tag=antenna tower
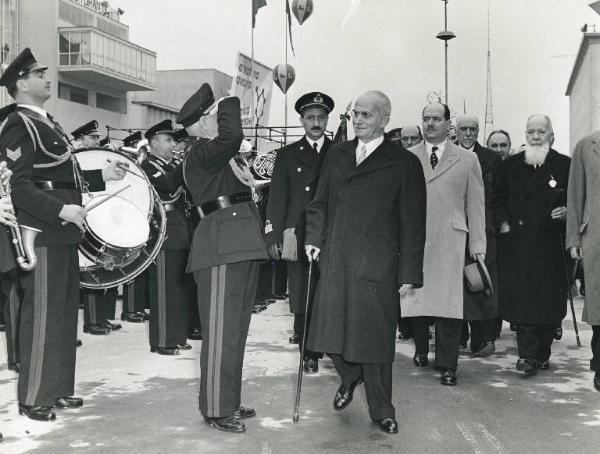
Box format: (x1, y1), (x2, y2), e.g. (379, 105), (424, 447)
(484, 3), (494, 139)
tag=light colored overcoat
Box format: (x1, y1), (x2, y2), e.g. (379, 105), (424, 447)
(401, 141), (486, 319)
(566, 132), (600, 325)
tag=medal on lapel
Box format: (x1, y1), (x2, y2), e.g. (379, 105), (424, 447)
(548, 175), (557, 188)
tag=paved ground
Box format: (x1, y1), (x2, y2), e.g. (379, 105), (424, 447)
(0, 295), (599, 454)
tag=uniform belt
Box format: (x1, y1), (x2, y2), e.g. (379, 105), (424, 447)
(34, 181), (76, 190)
(199, 192), (253, 218)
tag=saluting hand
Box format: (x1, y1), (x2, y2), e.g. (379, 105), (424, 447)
(59, 204), (86, 231)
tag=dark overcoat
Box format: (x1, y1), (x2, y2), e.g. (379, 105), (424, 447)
(494, 149), (571, 325)
(265, 135), (331, 312)
(464, 142), (502, 320)
(305, 137), (426, 364)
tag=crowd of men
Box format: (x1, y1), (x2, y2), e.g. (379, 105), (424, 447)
(0, 46), (599, 438)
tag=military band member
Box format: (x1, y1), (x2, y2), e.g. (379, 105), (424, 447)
(0, 161), (20, 372)
(179, 83), (269, 433)
(265, 91), (334, 373)
(72, 120), (121, 335)
(138, 119), (193, 355)
(0, 48), (125, 421)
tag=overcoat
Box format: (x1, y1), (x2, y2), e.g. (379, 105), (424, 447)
(463, 142), (502, 320)
(184, 97), (268, 272)
(401, 141), (486, 320)
(566, 132), (600, 324)
(494, 149), (571, 325)
(265, 135), (331, 312)
(305, 137), (426, 364)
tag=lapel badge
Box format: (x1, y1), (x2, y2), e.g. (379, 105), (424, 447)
(297, 167), (302, 172)
(548, 175), (557, 188)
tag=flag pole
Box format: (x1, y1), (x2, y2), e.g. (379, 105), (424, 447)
(251, 3), (256, 148)
(284, 2), (288, 145)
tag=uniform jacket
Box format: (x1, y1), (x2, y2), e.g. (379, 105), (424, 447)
(495, 149), (571, 324)
(141, 155), (191, 250)
(463, 142), (502, 320)
(566, 133), (600, 324)
(0, 106), (103, 246)
(305, 137), (426, 364)
(265, 135), (332, 247)
(0, 227), (15, 273)
(401, 140), (486, 320)
(184, 97), (268, 272)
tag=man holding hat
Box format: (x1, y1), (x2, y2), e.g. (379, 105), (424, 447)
(72, 120), (122, 337)
(0, 48), (124, 421)
(265, 91), (334, 373)
(136, 119), (194, 355)
(178, 83), (268, 433)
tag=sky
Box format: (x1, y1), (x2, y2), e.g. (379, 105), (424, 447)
(113, 0), (600, 154)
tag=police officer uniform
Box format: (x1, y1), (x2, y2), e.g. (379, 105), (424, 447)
(0, 48), (111, 420)
(72, 120), (121, 335)
(265, 92), (334, 372)
(179, 84), (268, 433)
(139, 119), (193, 355)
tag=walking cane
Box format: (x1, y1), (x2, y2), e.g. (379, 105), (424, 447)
(559, 232), (582, 347)
(293, 258), (313, 423)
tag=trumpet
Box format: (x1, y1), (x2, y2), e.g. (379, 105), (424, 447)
(0, 175), (37, 271)
(119, 139), (149, 165)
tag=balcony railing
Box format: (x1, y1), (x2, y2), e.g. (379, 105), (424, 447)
(58, 26), (156, 91)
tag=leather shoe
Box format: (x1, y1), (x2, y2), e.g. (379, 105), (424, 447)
(177, 343), (192, 350)
(554, 326), (563, 340)
(188, 327), (203, 340)
(8, 362), (20, 373)
(440, 369), (457, 386)
(375, 417), (398, 434)
(516, 358), (538, 375)
(102, 320), (122, 331)
(19, 404), (56, 421)
(150, 346), (179, 355)
(76, 339), (82, 347)
(289, 334), (299, 344)
(54, 396), (83, 408)
(121, 312), (145, 323)
(413, 354), (428, 367)
(83, 324), (110, 335)
(233, 406), (256, 419)
(333, 379), (361, 411)
(397, 330), (412, 340)
(303, 358), (318, 373)
(594, 372), (600, 391)
(473, 341), (495, 357)
(536, 360), (550, 370)
(205, 416), (246, 433)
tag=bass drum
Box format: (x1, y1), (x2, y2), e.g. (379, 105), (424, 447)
(74, 147), (166, 289)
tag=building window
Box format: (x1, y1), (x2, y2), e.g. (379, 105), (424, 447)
(59, 30), (91, 66)
(0, 0), (18, 108)
(59, 1), (93, 26)
(97, 92), (126, 113)
(58, 82), (89, 105)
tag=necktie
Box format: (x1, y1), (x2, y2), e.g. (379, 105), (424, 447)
(313, 142), (319, 153)
(430, 146), (439, 169)
(356, 143), (367, 166)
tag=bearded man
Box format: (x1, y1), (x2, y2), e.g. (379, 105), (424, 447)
(494, 114), (571, 374)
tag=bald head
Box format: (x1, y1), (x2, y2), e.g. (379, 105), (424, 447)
(525, 114), (554, 146)
(400, 125), (422, 149)
(352, 90), (391, 143)
(456, 115), (480, 149)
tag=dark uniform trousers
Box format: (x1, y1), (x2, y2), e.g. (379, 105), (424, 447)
(82, 288), (117, 326)
(516, 324), (556, 363)
(18, 246), (80, 406)
(288, 259), (321, 360)
(1, 270), (20, 366)
(122, 271), (150, 315)
(148, 249), (191, 348)
(467, 319), (498, 351)
(194, 261), (259, 417)
(591, 326), (600, 372)
(409, 316), (463, 371)
(329, 354), (394, 421)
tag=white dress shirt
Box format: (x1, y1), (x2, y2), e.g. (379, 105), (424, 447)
(306, 135), (325, 153)
(425, 139), (448, 161)
(356, 135), (385, 165)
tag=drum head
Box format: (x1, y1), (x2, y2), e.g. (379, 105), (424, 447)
(85, 196), (149, 248)
(75, 148), (153, 216)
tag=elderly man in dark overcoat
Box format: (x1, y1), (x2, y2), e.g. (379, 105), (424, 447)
(304, 91), (426, 434)
(495, 114), (571, 374)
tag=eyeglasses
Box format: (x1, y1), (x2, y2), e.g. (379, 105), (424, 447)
(525, 129), (548, 136)
(351, 110), (374, 121)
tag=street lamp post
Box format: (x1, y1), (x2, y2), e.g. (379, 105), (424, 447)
(436, 0), (456, 105)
